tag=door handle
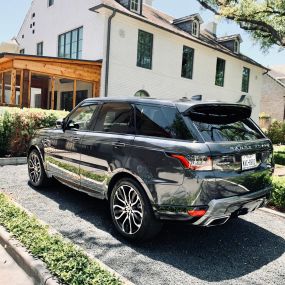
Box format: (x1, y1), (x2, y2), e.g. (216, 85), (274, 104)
(72, 137), (81, 143)
(112, 142), (126, 148)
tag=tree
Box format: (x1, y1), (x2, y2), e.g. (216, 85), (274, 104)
(197, 0), (285, 50)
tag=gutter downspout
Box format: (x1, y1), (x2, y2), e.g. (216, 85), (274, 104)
(104, 9), (116, 97)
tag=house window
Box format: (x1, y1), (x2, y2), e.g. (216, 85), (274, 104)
(234, 40), (239, 53)
(181, 46), (194, 79)
(215, 58), (226, 87)
(192, 21), (199, 37)
(137, 30), (153, 70)
(37, 42), (43, 56)
(48, 0), (54, 7)
(134, 90), (150, 97)
(58, 27), (83, 59)
(242, 67), (250, 93)
(130, 0), (140, 13)
(20, 49), (25, 54)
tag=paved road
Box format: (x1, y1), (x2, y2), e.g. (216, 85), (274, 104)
(0, 243), (34, 285)
(1, 165), (285, 285)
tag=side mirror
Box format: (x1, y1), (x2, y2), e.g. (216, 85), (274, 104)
(56, 119), (63, 129)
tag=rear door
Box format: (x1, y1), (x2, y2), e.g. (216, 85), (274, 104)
(184, 104), (273, 199)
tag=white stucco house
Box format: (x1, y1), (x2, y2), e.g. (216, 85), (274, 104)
(15, 0), (267, 120)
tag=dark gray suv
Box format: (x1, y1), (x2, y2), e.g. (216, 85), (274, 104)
(28, 98), (274, 241)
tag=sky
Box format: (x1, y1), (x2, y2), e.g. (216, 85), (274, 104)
(0, 0), (284, 68)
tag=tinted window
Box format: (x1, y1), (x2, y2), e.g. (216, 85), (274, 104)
(136, 104), (193, 140)
(192, 119), (264, 142)
(95, 103), (134, 134)
(67, 103), (99, 131)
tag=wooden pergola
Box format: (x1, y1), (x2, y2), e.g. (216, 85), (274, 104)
(0, 53), (102, 110)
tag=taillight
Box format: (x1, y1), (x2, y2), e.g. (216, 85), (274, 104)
(170, 154), (213, 171)
(188, 208), (207, 217)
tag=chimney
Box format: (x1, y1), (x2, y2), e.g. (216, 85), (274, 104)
(205, 22), (217, 36)
(144, 0), (154, 6)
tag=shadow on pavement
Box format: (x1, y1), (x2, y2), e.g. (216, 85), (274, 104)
(33, 182), (285, 283)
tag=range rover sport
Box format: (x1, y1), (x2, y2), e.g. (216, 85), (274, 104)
(28, 98), (274, 241)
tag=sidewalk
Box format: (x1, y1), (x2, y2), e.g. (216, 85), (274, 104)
(0, 243), (34, 285)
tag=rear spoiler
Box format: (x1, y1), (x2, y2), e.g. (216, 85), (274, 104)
(181, 103), (252, 124)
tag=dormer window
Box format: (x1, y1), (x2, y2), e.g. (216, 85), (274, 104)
(173, 14), (203, 36)
(130, 0), (141, 13)
(234, 40), (239, 53)
(192, 20), (199, 37)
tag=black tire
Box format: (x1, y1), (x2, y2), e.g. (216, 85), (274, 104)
(28, 149), (49, 187)
(110, 178), (163, 241)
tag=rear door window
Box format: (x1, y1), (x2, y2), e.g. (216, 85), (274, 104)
(94, 102), (135, 134)
(192, 120), (264, 142)
(135, 104), (193, 140)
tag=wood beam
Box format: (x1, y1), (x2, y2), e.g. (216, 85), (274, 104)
(0, 73), (4, 104)
(28, 72), (31, 108)
(51, 77), (55, 110)
(10, 70), (17, 105)
(0, 60), (13, 73)
(13, 60), (101, 82)
(20, 70), (24, 107)
(94, 81), (100, 97)
(73, 80), (77, 109)
(22, 70), (30, 108)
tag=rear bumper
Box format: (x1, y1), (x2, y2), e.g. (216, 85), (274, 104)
(156, 187), (272, 225)
(193, 187), (271, 226)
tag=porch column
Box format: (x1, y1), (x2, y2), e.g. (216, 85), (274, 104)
(73, 80), (77, 109)
(10, 69), (17, 105)
(51, 77), (55, 110)
(22, 70), (31, 108)
(0, 73), (4, 104)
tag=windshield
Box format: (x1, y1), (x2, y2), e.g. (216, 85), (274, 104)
(192, 119), (265, 142)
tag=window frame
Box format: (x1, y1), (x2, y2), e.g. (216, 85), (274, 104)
(181, 45), (195, 80)
(137, 29), (153, 70)
(130, 0), (141, 13)
(242, 67), (250, 93)
(192, 20), (199, 37)
(65, 102), (100, 132)
(48, 0), (54, 7)
(234, 40), (239, 53)
(36, 42), (43, 56)
(19, 49), (25, 54)
(58, 26), (83, 59)
(93, 102), (136, 135)
(215, 58), (226, 87)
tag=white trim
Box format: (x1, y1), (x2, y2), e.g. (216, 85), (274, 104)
(192, 20), (199, 37)
(130, 0), (141, 14)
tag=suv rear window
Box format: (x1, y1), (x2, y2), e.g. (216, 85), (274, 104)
(192, 119), (264, 142)
(135, 104), (193, 140)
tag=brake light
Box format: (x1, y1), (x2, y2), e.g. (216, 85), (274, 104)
(188, 209), (207, 217)
(170, 154), (213, 171)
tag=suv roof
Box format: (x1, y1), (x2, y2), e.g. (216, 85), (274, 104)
(83, 97), (251, 114)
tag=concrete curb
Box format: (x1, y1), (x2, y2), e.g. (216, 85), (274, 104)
(1, 197), (135, 285)
(0, 226), (60, 285)
(259, 207), (285, 218)
(0, 157), (27, 166)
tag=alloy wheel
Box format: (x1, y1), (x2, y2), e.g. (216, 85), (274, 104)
(112, 185), (144, 235)
(28, 152), (42, 184)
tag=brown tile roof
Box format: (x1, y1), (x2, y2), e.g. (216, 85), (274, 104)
(90, 0), (267, 70)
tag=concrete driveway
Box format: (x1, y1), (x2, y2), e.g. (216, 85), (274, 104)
(0, 165), (284, 285)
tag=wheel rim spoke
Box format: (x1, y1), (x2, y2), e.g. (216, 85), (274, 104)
(28, 153), (41, 184)
(113, 185), (143, 235)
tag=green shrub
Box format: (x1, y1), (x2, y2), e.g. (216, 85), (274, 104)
(271, 177), (285, 209)
(0, 193), (121, 285)
(274, 153), (285, 166)
(266, 121), (285, 144)
(0, 107), (68, 157)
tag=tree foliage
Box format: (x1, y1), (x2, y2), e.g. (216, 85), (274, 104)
(197, 0), (285, 50)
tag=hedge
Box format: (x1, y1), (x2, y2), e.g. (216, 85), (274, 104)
(0, 193), (121, 285)
(271, 176), (285, 210)
(0, 107), (68, 157)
